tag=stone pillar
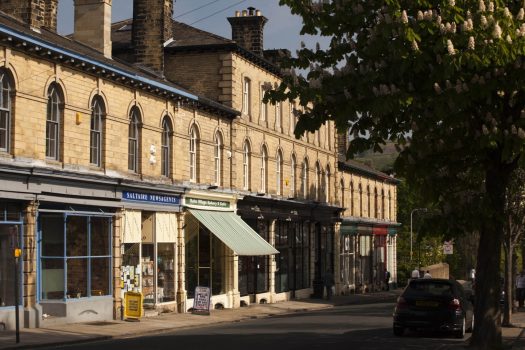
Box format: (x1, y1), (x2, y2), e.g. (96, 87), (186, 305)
(268, 219), (276, 302)
(113, 210), (123, 320)
(334, 221), (341, 295)
(74, 0), (112, 58)
(23, 201), (41, 328)
(132, 0), (173, 74)
(227, 7), (268, 57)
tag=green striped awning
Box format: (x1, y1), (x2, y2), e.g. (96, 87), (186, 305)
(388, 227), (398, 236)
(340, 224), (358, 235)
(189, 209), (279, 256)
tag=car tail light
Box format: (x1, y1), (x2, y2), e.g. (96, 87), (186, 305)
(448, 298), (461, 311)
(396, 296), (408, 309)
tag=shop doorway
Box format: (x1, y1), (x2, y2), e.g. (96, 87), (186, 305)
(238, 219), (269, 299)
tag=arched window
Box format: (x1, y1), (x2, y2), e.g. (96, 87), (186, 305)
(189, 125), (199, 182)
(326, 165), (331, 203)
(350, 181), (354, 216)
(381, 189), (385, 220)
(388, 190), (392, 220)
(243, 77), (251, 116)
(161, 116), (172, 177)
(243, 141), (251, 190)
(367, 185), (371, 218)
(290, 154), (297, 198)
(46, 83), (63, 160)
(90, 96), (105, 167)
(275, 102), (281, 131)
(340, 179), (345, 208)
(315, 162), (321, 201)
(260, 145), (268, 193)
(128, 107), (141, 172)
(276, 150), (283, 195)
(374, 187), (378, 219)
(260, 85), (267, 123)
(302, 158), (309, 199)
(0, 69), (13, 153)
(359, 183), (363, 217)
(214, 131), (223, 186)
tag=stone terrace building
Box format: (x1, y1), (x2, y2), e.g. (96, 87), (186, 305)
(0, 0), (399, 330)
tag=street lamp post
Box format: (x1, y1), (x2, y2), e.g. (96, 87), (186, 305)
(410, 208), (427, 264)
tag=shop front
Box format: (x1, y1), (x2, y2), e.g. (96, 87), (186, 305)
(183, 192), (278, 310)
(37, 203), (115, 324)
(0, 201), (24, 330)
(120, 190), (181, 314)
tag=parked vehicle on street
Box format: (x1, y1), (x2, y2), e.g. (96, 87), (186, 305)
(393, 278), (474, 338)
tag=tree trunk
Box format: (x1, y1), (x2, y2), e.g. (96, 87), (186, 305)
(470, 156), (510, 349)
(502, 241), (513, 326)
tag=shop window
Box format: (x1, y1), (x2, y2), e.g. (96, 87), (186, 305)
(0, 224), (21, 307)
(40, 214), (112, 300)
(157, 243), (175, 303)
(121, 243), (140, 295)
(185, 215), (225, 298)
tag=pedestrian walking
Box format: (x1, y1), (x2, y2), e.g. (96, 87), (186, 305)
(423, 270), (432, 279)
(516, 270), (525, 308)
(324, 269), (335, 300)
(411, 267), (420, 279)
(385, 270), (391, 291)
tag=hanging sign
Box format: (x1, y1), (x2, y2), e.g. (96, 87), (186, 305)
(192, 286), (211, 315)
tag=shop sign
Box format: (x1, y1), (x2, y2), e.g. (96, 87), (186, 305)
(185, 197), (230, 209)
(124, 291), (143, 320)
(122, 191), (180, 205)
(192, 286), (211, 315)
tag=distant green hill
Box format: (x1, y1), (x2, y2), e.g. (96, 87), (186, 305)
(354, 142), (398, 173)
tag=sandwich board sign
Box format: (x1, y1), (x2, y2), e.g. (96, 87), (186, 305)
(192, 286), (211, 315)
(124, 291), (143, 320)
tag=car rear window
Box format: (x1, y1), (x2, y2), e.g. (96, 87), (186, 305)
(404, 281), (453, 297)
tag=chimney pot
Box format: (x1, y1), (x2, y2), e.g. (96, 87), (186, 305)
(242, 9), (247, 16)
(256, 10), (261, 16)
(248, 7), (254, 16)
(235, 10), (240, 17)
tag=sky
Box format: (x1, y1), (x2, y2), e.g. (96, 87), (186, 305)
(57, 0), (323, 53)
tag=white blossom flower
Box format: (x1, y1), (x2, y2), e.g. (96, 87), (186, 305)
(401, 10), (408, 24)
(519, 128), (525, 139)
(436, 15), (442, 25)
(447, 39), (456, 55)
(434, 82), (442, 94)
(446, 22), (452, 32)
(507, 34), (513, 43)
(504, 7), (511, 18)
(512, 125), (518, 134)
(446, 80), (452, 89)
(482, 125), (489, 135)
(493, 22), (502, 39)
(479, 0), (486, 12)
(467, 10), (472, 19)
(440, 23), (446, 33)
(411, 39), (419, 51)
(481, 15), (488, 28)
(518, 8), (525, 21)
(417, 10), (424, 20)
(488, 2), (494, 12)
(468, 36), (475, 50)
(451, 22), (457, 33)
(449, 0), (455, 6)
(520, 23), (525, 36)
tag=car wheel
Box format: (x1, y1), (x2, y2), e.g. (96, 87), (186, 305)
(467, 314), (474, 333)
(454, 317), (466, 339)
(393, 326), (404, 336)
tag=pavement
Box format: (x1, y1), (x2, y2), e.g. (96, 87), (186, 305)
(0, 289), (524, 350)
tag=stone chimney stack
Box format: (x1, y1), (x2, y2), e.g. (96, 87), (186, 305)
(227, 7), (268, 57)
(132, 0), (174, 74)
(337, 131), (349, 160)
(1, 0), (58, 32)
(73, 0), (112, 58)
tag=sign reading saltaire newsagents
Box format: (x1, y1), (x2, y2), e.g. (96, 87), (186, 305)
(122, 191), (180, 205)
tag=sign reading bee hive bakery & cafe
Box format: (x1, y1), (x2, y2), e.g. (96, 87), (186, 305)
(184, 197), (230, 209)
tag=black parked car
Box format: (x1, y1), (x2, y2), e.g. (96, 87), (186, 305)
(393, 278), (474, 338)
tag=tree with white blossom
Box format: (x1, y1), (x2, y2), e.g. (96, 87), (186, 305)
(268, 0), (525, 348)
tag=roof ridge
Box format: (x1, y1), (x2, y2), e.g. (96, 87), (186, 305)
(172, 19), (233, 44)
